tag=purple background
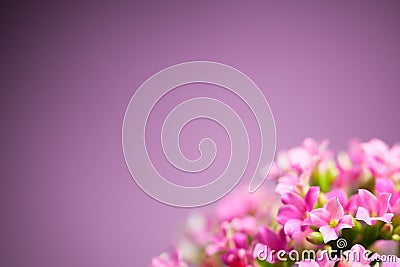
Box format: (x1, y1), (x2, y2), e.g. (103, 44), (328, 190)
(2, 1), (400, 266)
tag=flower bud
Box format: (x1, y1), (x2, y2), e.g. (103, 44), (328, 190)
(306, 232), (324, 245)
(380, 223), (393, 240)
(392, 234), (400, 242)
(392, 213), (400, 227)
(317, 193), (327, 208)
(353, 218), (362, 232)
(394, 225), (400, 236)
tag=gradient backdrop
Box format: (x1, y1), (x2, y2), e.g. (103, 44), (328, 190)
(1, 1), (400, 266)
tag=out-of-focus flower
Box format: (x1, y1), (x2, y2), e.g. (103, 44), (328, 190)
(216, 185), (276, 222)
(334, 151), (363, 189)
(253, 227), (287, 263)
(309, 197), (354, 243)
(205, 219), (255, 267)
(219, 232), (253, 267)
(276, 138), (332, 175)
(151, 250), (188, 267)
(355, 189), (394, 225)
(275, 172), (311, 196)
(349, 139), (400, 178)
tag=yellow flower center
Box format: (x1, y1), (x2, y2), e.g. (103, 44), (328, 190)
(329, 220), (338, 228)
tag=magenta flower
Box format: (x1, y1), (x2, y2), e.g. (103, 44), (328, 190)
(277, 186), (320, 237)
(205, 220), (255, 267)
(220, 232), (253, 267)
(309, 197), (354, 243)
(253, 228), (287, 263)
(355, 189), (394, 225)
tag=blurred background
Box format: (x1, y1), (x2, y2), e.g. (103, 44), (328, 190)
(1, 1), (400, 266)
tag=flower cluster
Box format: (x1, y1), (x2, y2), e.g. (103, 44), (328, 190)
(151, 139), (400, 267)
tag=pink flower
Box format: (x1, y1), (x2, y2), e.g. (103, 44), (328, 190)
(375, 178), (400, 214)
(220, 233), (253, 267)
(205, 220), (254, 267)
(221, 248), (253, 267)
(275, 172), (311, 195)
(349, 139), (400, 178)
(216, 186), (274, 222)
(277, 186), (320, 237)
(325, 189), (359, 215)
(276, 138), (332, 175)
(355, 189), (394, 225)
(151, 250), (188, 267)
(253, 228), (287, 263)
(334, 154), (362, 189)
(309, 197), (354, 243)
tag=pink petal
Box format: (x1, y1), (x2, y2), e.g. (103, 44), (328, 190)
(357, 189), (378, 214)
(233, 232), (248, 249)
(392, 198), (400, 214)
(277, 205), (304, 225)
(283, 219), (303, 237)
(205, 242), (225, 255)
(326, 188), (348, 208)
(336, 215), (354, 231)
(305, 186), (320, 211)
(309, 208), (330, 227)
(281, 192), (307, 212)
(346, 194), (359, 214)
(320, 225), (338, 243)
(256, 227), (286, 250)
(355, 207), (373, 225)
(376, 178), (395, 194)
(326, 197), (344, 221)
(377, 192), (391, 216)
(374, 213), (394, 224)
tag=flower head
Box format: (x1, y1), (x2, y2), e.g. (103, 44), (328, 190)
(355, 189), (394, 225)
(277, 186), (320, 237)
(309, 197), (354, 243)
